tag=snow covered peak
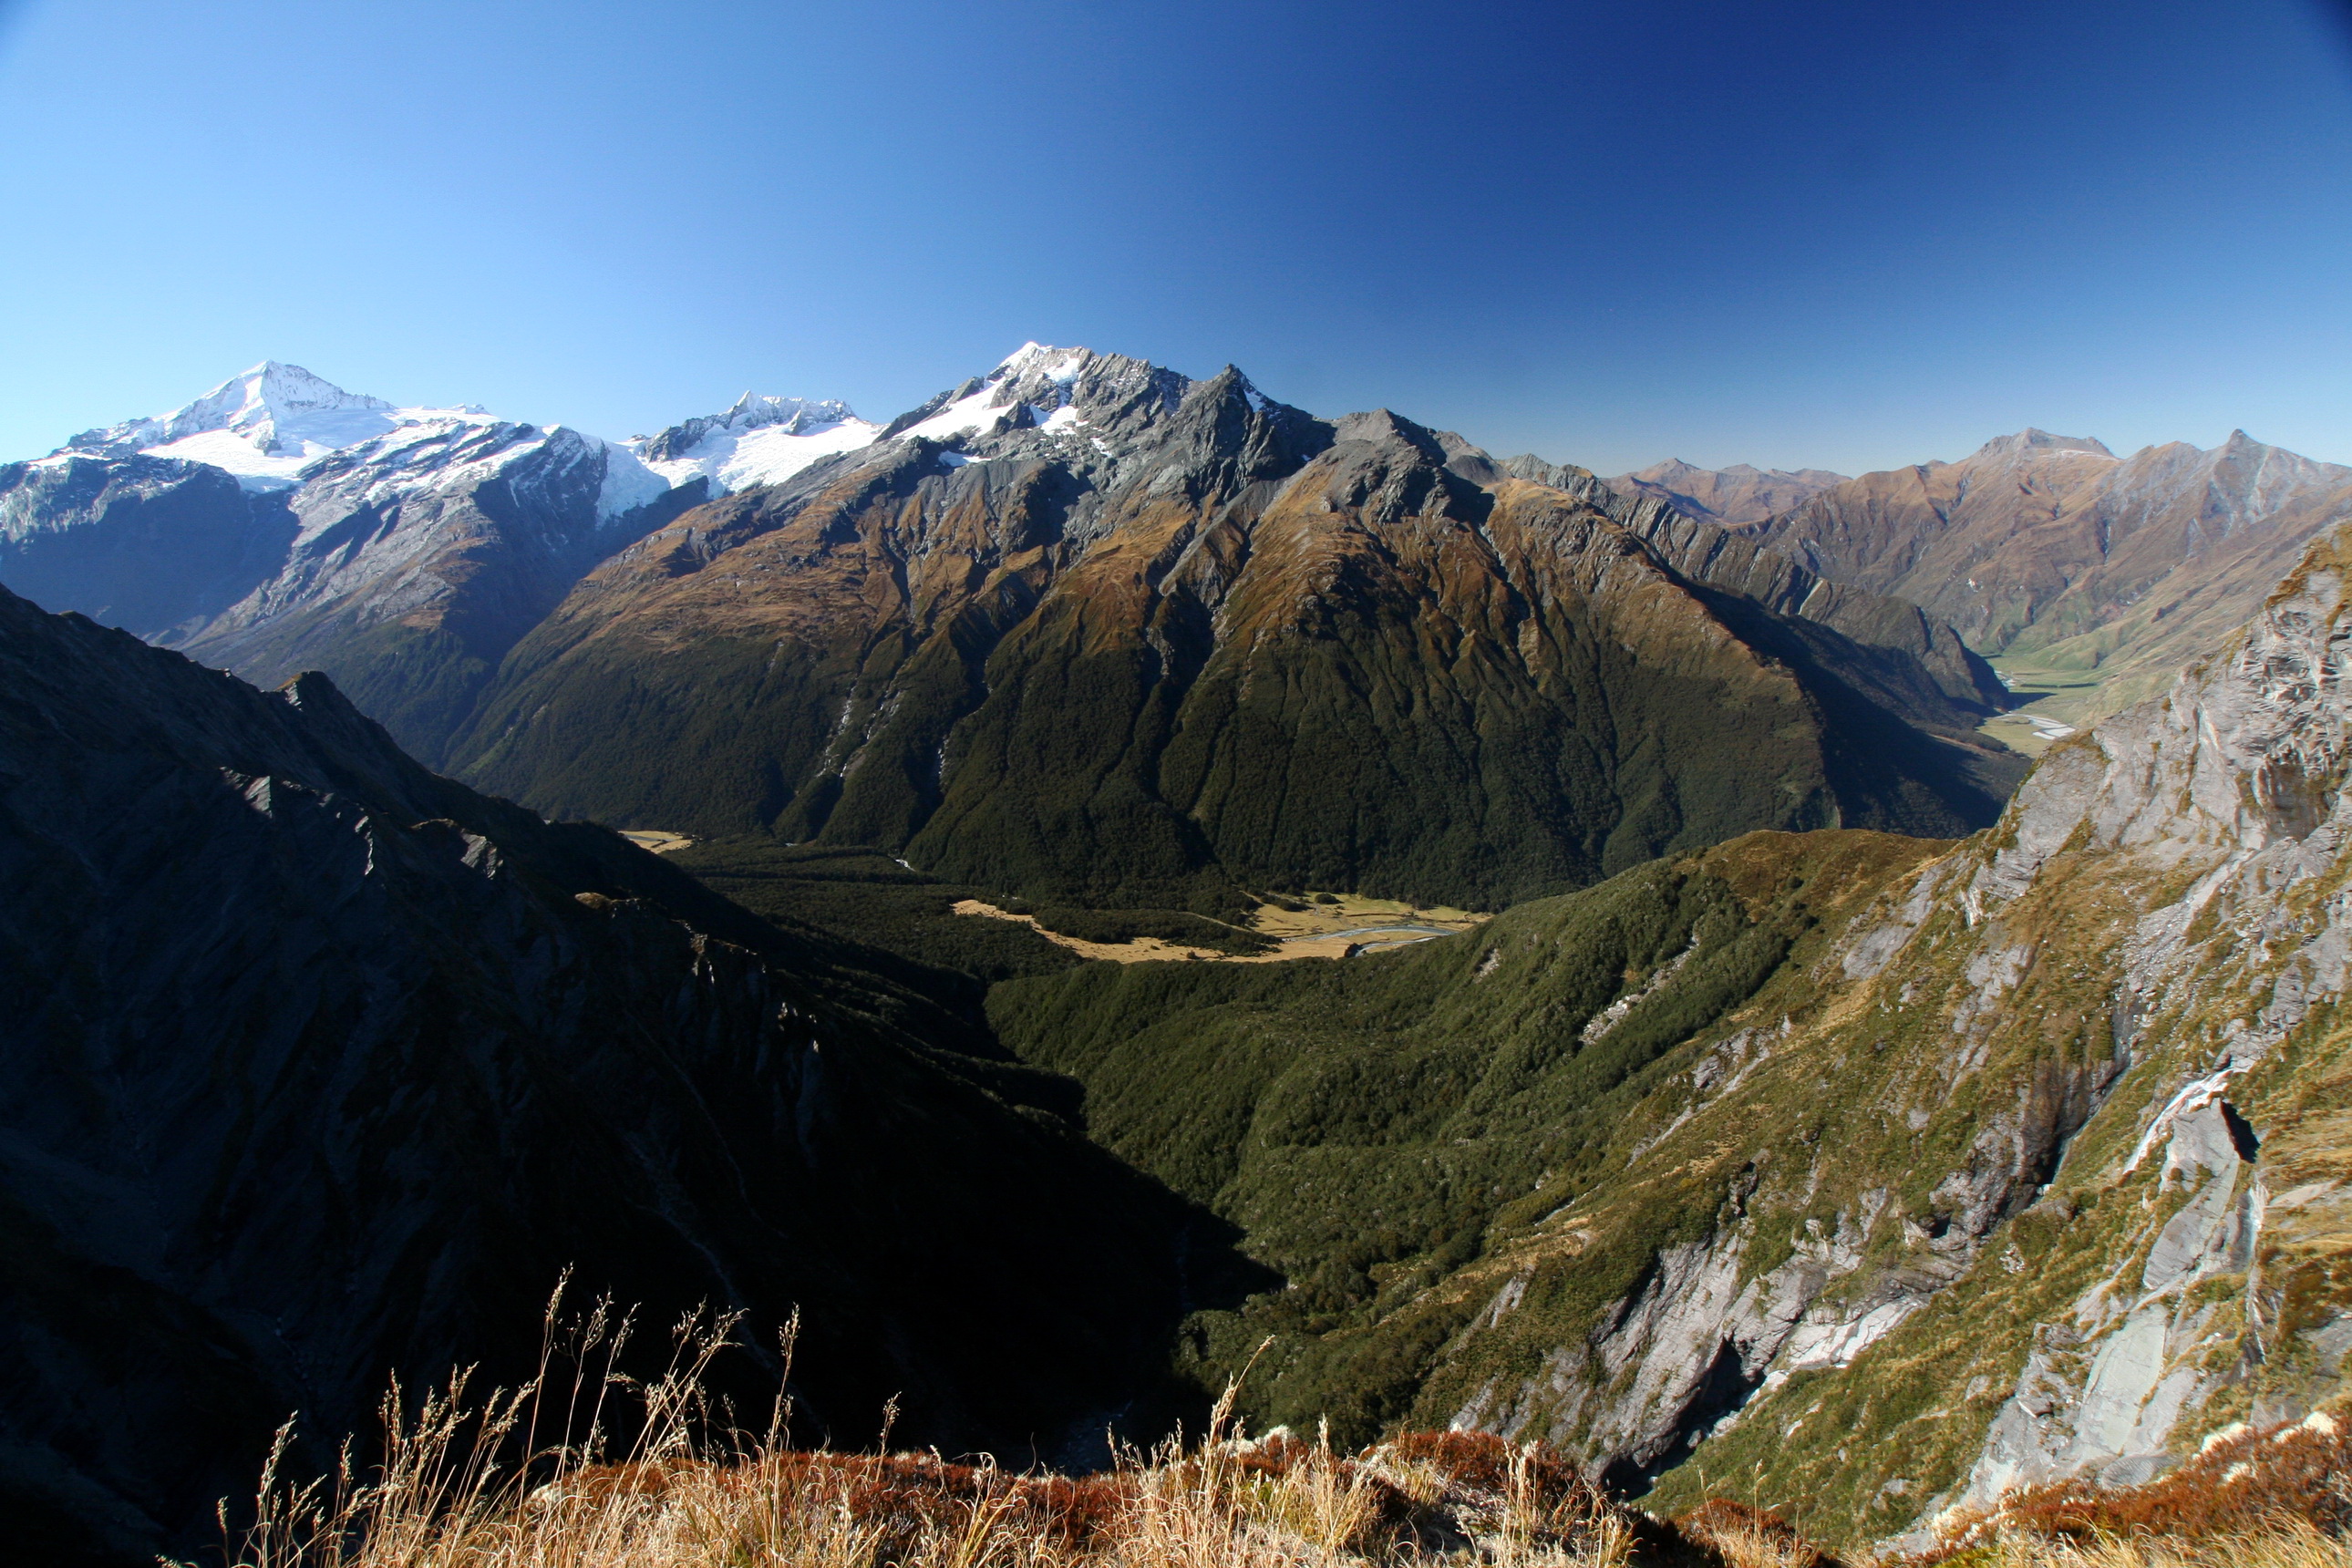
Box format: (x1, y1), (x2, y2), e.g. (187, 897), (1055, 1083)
(887, 345), (1192, 453)
(69, 361), (395, 455)
(626, 394), (876, 495)
(995, 342), (1094, 385)
(49, 361), (491, 490)
(634, 394), (862, 463)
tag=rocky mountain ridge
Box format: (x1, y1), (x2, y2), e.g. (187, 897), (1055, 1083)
(449, 344), (2023, 913)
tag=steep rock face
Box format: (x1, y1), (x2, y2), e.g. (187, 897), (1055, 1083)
(1606, 459), (1848, 529)
(1746, 428), (2352, 724)
(985, 523), (2352, 1553)
(0, 585), (1216, 1566)
(454, 346), (2021, 913)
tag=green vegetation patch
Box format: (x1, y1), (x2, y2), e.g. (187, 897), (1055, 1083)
(985, 833), (1923, 1446)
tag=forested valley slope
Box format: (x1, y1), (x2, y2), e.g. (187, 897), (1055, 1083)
(975, 520), (2352, 1552)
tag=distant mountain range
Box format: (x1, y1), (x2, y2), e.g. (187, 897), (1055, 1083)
(1609, 430), (2352, 738)
(0, 362), (877, 755)
(1605, 458), (1849, 529)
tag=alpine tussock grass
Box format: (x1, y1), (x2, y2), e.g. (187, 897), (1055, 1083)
(212, 1287), (2352, 1568)
(219, 1292), (1662, 1568)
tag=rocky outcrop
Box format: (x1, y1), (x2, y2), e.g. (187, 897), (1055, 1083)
(1449, 524), (2352, 1548)
(0, 584), (1219, 1566)
(452, 346), (2022, 913)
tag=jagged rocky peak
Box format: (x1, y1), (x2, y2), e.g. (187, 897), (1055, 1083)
(879, 342), (1214, 452)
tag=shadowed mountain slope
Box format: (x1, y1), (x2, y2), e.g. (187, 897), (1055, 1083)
(451, 346), (2021, 914)
(1744, 428), (2352, 727)
(984, 520), (2352, 1552)
(0, 584), (1236, 1566)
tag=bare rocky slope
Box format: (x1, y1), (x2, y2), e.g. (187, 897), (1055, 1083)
(449, 346), (2021, 914)
(984, 519), (2352, 1553)
(0, 584), (1236, 1567)
(1742, 428), (2352, 727)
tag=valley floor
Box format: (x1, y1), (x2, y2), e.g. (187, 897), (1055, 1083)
(953, 893), (1489, 964)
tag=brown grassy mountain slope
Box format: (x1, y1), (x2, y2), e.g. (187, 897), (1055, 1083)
(1744, 428), (2352, 730)
(450, 346), (2022, 914)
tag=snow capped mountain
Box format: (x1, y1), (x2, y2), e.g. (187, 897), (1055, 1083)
(51, 362), (454, 490)
(1, 363), (863, 758)
(35, 361), (872, 518)
(876, 342), (1203, 475)
(627, 393), (878, 495)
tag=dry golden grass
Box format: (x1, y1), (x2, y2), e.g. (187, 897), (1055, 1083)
(214, 1292), (1661, 1568)
(1907, 1521), (2352, 1567)
(213, 1288), (2352, 1568)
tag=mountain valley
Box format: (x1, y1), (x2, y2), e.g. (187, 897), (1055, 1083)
(8, 347), (2352, 1563)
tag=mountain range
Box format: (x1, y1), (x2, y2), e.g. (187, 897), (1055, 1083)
(1604, 459), (1849, 530)
(1, 349), (2026, 914)
(1724, 428), (2352, 735)
(10, 346), (2352, 1562)
(0, 362), (877, 757)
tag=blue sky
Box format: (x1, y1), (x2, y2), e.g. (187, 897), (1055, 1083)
(0, 0), (2347, 476)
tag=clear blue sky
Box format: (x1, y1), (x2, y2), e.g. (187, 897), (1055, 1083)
(1, 0), (2347, 477)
